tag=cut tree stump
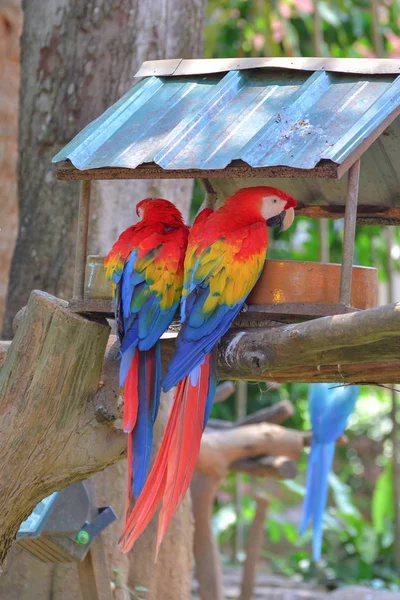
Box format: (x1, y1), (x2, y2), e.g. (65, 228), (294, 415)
(0, 290), (126, 565)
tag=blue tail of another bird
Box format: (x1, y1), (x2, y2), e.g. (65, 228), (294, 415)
(299, 440), (335, 561)
(125, 342), (161, 508)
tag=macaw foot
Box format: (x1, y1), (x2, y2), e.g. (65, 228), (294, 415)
(239, 303), (249, 314)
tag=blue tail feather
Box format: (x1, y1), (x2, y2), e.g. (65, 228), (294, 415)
(203, 350), (217, 429)
(131, 344), (162, 497)
(300, 440), (335, 561)
(120, 344), (137, 387)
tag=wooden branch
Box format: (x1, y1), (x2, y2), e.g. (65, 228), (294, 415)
(214, 380), (235, 403)
(239, 494), (270, 600)
(218, 303), (400, 383)
(0, 291), (126, 565)
(236, 400), (294, 427)
(230, 456), (298, 480)
(0, 341), (11, 369)
(197, 422), (305, 478)
(207, 400), (294, 431)
(193, 409), (300, 599)
(207, 418), (233, 430)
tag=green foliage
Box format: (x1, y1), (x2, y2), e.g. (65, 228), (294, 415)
(372, 461), (394, 535)
(205, 0), (400, 60)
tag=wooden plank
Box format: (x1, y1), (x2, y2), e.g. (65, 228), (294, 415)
(69, 299), (357, 322)
(135, 57), (400, 78)
(56, 159), (339, 181)
(78, 551), (103, 600)
(69, 298), (114, 314)
(79, 479), (113, 600)
(297, 204), (400, 225)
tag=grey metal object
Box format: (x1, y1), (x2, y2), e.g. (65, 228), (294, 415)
(73, 181), (91, 300)
(339, 160), (361, 306)
(17, 481), (117, 563)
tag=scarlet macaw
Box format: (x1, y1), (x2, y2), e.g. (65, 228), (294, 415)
(104, 199), (189, 520)
(120, 186), (297, 555)
(300, 383), (360, 560)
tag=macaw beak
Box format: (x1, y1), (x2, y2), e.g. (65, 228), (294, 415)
(267, 207), (295, 232)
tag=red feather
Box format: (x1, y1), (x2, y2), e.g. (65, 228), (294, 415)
(123, 350), (139, 433)
(156, 356), (210, 557)
(120, 385), (182, 552)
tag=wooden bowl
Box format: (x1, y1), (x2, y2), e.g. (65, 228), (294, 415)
(247, 260), (378, 310)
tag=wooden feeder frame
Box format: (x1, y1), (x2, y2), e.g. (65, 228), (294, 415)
(65, 158), (362, 321)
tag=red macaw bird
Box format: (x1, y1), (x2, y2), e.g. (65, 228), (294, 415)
(104, 198), (189, 523)
(119, 187), (296, 556)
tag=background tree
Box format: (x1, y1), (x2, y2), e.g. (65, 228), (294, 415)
(0, 0), (206, 598)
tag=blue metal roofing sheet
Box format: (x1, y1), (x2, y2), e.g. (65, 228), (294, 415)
(53, 68), (400, 175)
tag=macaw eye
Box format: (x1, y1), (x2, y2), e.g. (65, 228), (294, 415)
(272, 198), (278, 203)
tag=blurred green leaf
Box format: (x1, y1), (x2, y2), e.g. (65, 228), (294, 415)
(372, 462), (394, 534)
(267, 519), (281, 543)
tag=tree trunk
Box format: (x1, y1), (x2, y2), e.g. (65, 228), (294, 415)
(2, 0), (205, 337)
(0, 0), (206, 598)
(0, 1), (21, 330)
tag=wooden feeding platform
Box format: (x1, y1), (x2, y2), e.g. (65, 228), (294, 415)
(72, 256), (379, 322)
(52, 57), (400, 385)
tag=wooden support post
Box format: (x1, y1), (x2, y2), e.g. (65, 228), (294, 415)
(73, 180), (91, 300)
(235, 381), (247, 561)
(201, 178), (218, 209)
(339, 160), (360, 305)
(77, 479), (113, 600)
(239, 494), (270, 600)
(192, 472), (224, 600)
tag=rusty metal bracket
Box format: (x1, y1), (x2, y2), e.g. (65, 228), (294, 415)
(73, 181), (91, 300)
(339, 160), (360, 305)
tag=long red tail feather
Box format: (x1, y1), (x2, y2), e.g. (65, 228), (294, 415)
(120, 380), (184, 552)
(120, 357), (212, 558)
(156, 357), (210, 556)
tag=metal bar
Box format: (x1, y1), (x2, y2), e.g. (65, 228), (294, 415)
(73, 181), (91, 300)
(339, 160), (360, 305)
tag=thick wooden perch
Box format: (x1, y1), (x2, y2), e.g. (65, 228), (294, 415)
(0, 291), (125, 565)
(197, 423), (304, 478)
(218, 303), (400, 383)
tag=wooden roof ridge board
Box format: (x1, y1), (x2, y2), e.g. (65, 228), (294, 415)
(135, 57), (400, 78)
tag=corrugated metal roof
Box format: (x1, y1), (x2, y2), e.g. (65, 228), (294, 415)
(53, 66), (400, 180)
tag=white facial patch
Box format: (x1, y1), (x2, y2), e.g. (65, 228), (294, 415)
(261, 196), (286, 220)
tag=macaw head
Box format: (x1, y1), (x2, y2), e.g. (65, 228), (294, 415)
(229, 186), (297, 232)
(136, 198), (185, 227)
